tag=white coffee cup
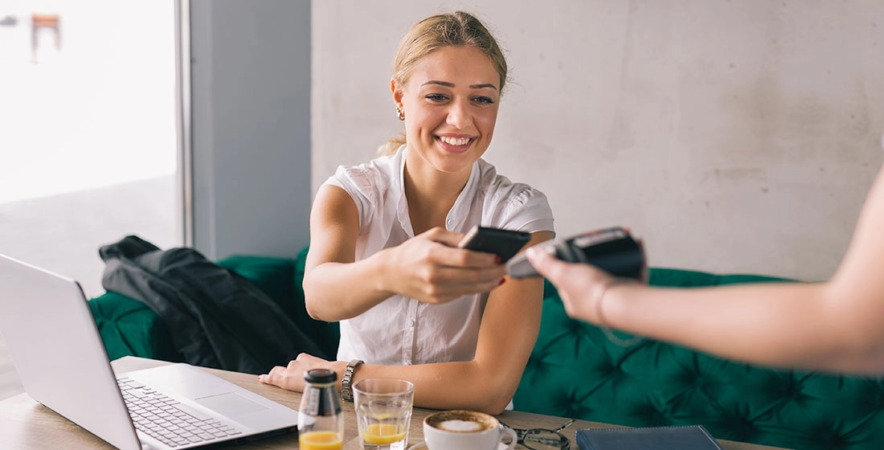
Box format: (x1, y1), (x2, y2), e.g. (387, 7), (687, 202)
(423, 410), (517, 450)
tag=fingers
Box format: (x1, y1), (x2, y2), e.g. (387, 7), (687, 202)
(419, 227), (503, 267)
(420, 227), (466, 248)
(526, 246), (570, 282)
(527, 247), (613, 322)
(435, 242), (501, 269)
(414, 267), (507, 303)
(425, 264), (506, 285)
(446, 272), (508, 294)
(527, 246), (614, 289)
(258, 365), (287, 387)
(258, 353), (320, 391)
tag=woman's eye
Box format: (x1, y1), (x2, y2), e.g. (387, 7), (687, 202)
(473, 96), (494, 105)
(425, 94), (448, 102)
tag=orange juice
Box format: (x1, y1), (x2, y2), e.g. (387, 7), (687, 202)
(299, 431), (343, 450)
(361, 423), (407, 445)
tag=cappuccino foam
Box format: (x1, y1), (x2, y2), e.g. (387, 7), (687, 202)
(438, 419), (483, 432)
(425, 410), (496, 433)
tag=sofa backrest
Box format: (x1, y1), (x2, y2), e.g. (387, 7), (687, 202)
(514, 270), (884, 450)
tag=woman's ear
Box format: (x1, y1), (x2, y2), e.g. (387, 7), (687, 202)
(391, 79), (404, 110)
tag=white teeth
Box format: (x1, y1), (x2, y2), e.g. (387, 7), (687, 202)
(439, 136), (471, 146)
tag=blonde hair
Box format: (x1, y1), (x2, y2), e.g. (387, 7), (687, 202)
(377, 11), (509, 157)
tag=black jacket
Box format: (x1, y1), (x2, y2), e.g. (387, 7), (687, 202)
(100, 235), (328, 374)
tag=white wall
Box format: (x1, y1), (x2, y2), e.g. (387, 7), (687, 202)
(312, 0), (884, 281)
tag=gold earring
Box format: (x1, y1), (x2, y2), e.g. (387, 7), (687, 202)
(396, 107), (405, 121)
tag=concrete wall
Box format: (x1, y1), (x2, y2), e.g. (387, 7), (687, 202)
(190, 0), (311, 260)
(312, 0), (884, 281)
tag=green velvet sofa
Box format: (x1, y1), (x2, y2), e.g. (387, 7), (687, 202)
(89, 249), (884, 450)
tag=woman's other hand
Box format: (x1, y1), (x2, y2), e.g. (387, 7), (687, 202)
(258, 353), (346, 392)
(381, 227), (507, 304)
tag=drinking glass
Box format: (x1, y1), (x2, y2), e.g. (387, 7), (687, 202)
(353, 378), (414, 450)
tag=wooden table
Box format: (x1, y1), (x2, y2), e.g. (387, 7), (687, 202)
(0, 357), (788, 449)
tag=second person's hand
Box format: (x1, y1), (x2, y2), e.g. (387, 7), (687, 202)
(526, 246), (617, 325)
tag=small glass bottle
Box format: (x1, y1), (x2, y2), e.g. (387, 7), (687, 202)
(298, 369), (344, 450)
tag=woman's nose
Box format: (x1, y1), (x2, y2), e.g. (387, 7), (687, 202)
(446, 99), (472, 128)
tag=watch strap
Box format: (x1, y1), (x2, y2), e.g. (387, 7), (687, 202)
(341, 359), (363, 402)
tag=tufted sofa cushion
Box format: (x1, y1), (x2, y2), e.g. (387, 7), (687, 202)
(89, 291), (179, 362)
(513, 270), (884, 450)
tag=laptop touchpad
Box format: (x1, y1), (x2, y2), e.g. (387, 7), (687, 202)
(195, 392), (269, 417)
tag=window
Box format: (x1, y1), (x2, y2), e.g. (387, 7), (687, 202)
(0, 1), (181, 299)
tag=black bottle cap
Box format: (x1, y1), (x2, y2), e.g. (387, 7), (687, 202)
(304, 368), (337, 384)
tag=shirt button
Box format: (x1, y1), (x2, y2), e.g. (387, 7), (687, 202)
(410, 320), (416, 327)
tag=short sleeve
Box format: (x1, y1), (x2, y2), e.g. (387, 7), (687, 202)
(499, 187), (555, 235)
(478, 174), (555, 237)
(323, 165), (377, 230)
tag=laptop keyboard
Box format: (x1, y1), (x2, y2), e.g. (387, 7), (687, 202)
(117, 377), (244, 448)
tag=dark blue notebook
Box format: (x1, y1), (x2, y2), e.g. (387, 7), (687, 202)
(576, 425), (724, 450)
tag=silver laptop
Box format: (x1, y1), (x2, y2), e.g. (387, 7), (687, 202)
(0, 253), (299, 450)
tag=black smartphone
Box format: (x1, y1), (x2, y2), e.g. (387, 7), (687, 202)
(458, 226), (532, 263)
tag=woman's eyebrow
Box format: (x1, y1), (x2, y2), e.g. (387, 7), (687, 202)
(421, 80), (498, 90)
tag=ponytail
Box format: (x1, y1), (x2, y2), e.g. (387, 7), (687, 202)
(376, 133), (406, 157)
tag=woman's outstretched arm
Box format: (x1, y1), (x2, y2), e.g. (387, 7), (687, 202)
(303, 184), (506, 322)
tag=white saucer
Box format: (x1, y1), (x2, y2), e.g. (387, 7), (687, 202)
(407, 442), (510, 450)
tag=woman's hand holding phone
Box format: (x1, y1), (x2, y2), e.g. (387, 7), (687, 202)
(381, 227), (506, 304)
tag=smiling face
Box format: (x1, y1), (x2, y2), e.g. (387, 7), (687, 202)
(393, 45), (501, 176)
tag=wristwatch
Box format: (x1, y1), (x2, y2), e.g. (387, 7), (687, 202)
(341, 359), (363, 402)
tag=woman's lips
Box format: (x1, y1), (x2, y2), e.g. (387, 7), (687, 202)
(436, 136), (474, 153)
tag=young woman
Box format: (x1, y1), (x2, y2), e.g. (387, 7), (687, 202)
(259, 11), (555, 414)
(528, 154), (884, 375)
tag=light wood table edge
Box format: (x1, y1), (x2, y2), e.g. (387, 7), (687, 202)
(0, 356), (790, 450)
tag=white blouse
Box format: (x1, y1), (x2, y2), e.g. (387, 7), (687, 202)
(323, 146), (555, 366)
